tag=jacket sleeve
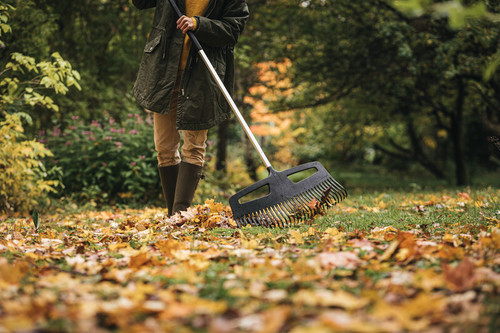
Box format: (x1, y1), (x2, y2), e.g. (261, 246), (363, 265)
(132, 0), (157, 10)
(193, 0), (249, 48)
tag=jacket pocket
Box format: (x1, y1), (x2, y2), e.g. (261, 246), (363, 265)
(144, 34), (162, 53)
(203, 47), (226, 78)
(134, 27), (169, 101)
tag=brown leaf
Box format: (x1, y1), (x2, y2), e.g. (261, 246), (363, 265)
(443, 257), (476, 292)
(307, 197), (320, 210)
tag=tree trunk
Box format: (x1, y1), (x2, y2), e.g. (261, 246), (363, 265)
(215, 121), (228, 173)
(245, 134), (258, 181)
(451, 78), (468, 185)
(406, 119), (446, 179)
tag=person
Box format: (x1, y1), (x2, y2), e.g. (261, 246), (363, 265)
(132, 0), (249, 215)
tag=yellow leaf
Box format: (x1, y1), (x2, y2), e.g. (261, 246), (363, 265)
(292, 289), (369, 310)
(491, 227), (500, 249)
(239, 230), (260, 249)
(129, 250), (150, 269)
(380, 240), (399, 261)
(289, 229), (304, 245)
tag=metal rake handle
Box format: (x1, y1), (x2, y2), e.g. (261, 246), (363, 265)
(167, 0), (272, 169)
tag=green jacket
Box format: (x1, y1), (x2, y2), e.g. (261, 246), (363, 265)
(132, 0), (249, 130)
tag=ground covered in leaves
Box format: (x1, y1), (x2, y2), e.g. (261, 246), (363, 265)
(1, 189), (499, 332)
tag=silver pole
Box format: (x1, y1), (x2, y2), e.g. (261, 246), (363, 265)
(197, 49), (272, 169)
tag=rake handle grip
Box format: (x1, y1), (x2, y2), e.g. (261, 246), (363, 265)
(167, 0), (202, 51)
(167, 0), (272, 169)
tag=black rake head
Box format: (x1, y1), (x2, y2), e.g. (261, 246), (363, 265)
(229, 162), (347, 228)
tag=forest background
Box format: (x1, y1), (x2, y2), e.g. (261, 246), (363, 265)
(1, 0), (499, 213)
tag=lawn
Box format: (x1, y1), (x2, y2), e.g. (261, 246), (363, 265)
(0, 188), (499, 332)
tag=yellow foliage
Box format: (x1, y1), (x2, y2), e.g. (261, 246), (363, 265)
(245, 60), (300, 167)
(0, 112), (58, 213)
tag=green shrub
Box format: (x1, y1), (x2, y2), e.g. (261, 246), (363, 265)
(0, 112), (59, 213)
(43, 110), (160, 204)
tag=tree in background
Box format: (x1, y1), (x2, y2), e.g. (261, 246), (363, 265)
(0, 0), (152, 127)
(0, 2), (81, 212)
(256, 0), (500, 185)
(2, 0), (499, 208)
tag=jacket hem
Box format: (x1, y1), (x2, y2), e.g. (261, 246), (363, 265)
(176, 112), (231, 131)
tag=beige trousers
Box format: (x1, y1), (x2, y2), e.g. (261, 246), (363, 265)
(153, 89), (208, 167)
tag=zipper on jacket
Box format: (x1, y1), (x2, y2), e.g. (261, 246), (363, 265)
(185, 52), (193, 71)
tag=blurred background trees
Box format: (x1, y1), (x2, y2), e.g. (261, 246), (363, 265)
(1, 0), (499, 212)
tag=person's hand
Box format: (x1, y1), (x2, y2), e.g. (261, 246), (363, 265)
(177, 15), (195, 34)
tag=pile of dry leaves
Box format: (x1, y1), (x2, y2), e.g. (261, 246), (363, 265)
(0, 194), (499, 332)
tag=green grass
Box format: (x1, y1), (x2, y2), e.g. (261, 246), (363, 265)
(205, 187), (499, 238)
(335, 164), (500, 192)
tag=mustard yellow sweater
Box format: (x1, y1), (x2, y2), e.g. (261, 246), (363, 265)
(179, 0), (210, 70)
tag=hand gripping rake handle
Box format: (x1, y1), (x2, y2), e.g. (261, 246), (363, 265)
(168, 0), (272, 170)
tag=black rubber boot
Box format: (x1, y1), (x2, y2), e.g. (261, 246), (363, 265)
(158, 164), (179, 216)
(172, 161), (203, 214)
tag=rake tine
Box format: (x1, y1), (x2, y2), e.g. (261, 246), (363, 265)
(325, 177), (343, 195)
(277, 203), (291, 224)
(321, 180), (338, 200)
(327, 181), (344, 203)
(243, 215), (252, 225)
(306, 186), (319, 199)
(243, 214), (251, 227)
(294, 199), (312, 221)
(246, 216), (253, 226)
(272, 204), (287, 228)
(296, 193), (315, 216)
(268, 209), (279, 227)
(296, 194), (314, 218)
(302, 189), (317, 205)
(252, 213), (262, 226)
(280, 202), (294, 226)
(281, 200), (296, 226)
(258, 212), (268, 227)
(270, 208), (281, 228)
(250, 214), (260, 227)
(263, 208), (275, 228)
(267, 206), (280, 228)
(239, 216), (247, 227)
(268, 207), (280, 228)
(328, 186), (344, 205)
(285, 198), (298, 216)
(311, 186), (324, 200)
(260, 209), (272, 228)
(256, 210), (266, 227)
(320, 183), (338, 205)
(332, 179), (348, 199)
(289, 196), (306, 217)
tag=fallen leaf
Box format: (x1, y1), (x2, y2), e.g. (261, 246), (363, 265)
(443, 257), (476, 292)
(316, 251), (360, 269)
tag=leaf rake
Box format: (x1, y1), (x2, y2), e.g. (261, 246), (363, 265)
(168, 0), (347, 227)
